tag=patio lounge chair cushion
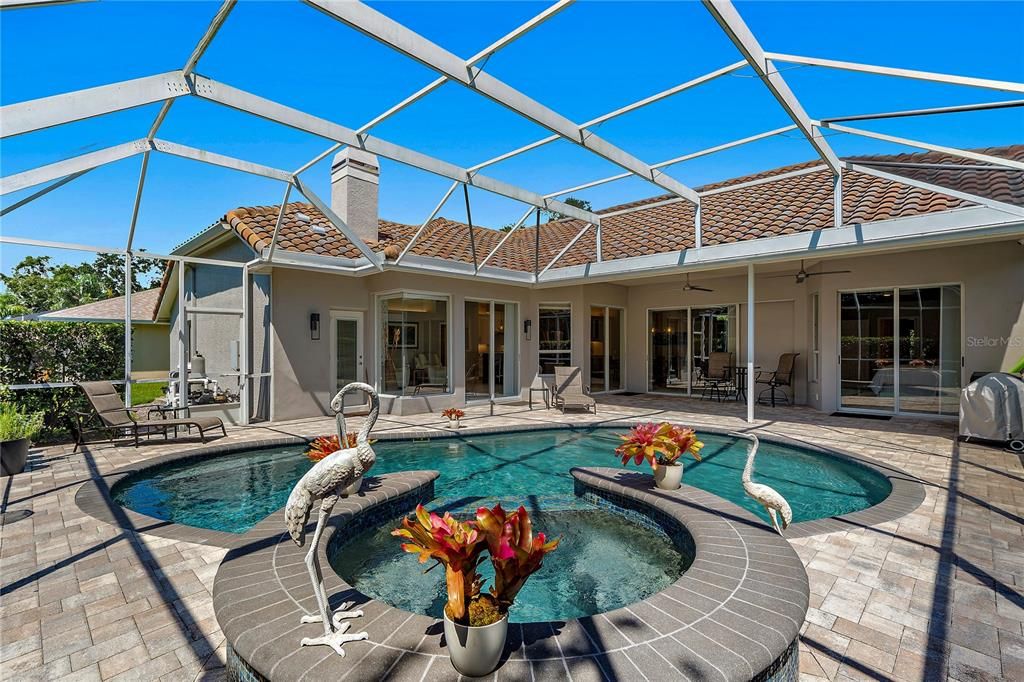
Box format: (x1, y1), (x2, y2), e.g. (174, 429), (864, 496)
(77, 381), (226, 446)
(552, 366), (596, 413)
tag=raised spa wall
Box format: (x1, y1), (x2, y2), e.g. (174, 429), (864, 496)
(213, 467), (809, 682)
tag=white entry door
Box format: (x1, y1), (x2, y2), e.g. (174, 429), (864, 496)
(330, 311), (365, 412)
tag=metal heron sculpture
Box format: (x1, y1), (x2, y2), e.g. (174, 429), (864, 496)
(284, 381), (379, 656)
(732, 432), (793, 535)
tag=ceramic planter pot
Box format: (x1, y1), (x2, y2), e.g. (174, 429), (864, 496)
(653, 463), (683, 490)
(443, 611), (507, 677)
(1, 438), (30, 477)
(342, 477), (362, 496)
(448, 418), (461, 429)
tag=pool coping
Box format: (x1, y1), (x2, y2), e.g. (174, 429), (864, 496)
(73, 419), (925, 548)
(214, 467), (808, 681)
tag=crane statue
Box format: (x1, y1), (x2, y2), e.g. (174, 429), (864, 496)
(285, 381), (379, 657)
(732, 432), (793, 535)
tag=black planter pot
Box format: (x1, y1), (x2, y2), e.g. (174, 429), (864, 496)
(1, 438), (30, 476)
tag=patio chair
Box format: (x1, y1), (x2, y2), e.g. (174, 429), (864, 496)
(756, 353), (799, 407)
(74, 381), (226, 451)
(700, 352), (734, 402)
(552, 366), (597, 414)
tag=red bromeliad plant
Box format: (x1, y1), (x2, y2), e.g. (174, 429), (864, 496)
(615, 421), (704, 471)
(305, 433), (362, 462)
(392, 505), (487, 625)
(441, 408), (465, 420)
(392, 503), (559, 626)
(475, 504), (560, 612)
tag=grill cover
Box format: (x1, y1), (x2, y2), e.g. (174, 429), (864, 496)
(959, 373), (1024, 443)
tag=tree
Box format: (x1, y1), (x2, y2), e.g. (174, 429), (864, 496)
(544, 197), (592, 222)
(0, 253), (164, 315)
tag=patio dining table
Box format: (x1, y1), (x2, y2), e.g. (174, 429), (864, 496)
(728, 365), (759, 402)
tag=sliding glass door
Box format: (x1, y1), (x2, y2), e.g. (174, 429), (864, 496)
(465, 300), (518, 402)
(590, 306), (624, 393)
(648, 306), (737, 394)
(840, 285), (961, 416)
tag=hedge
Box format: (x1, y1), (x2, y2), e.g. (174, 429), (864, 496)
(0, 321), (126, 441)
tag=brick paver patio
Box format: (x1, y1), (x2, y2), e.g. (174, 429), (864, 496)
(1, 396), (1021, 681)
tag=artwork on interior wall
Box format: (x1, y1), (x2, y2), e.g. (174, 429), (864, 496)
(387, 322), (418, 348)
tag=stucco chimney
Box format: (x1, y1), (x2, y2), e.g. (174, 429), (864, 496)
(331, 148), (379, 244)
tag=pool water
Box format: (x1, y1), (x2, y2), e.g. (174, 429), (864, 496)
(330, 507), (692, 623)
(111, 427), (890, 534)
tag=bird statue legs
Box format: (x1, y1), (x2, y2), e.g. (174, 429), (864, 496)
(299, 503), (367, 657)
(766, 506), (783, 535)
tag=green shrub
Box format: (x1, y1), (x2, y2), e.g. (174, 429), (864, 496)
(0, 403), (44, 442)
(0, 320), (126, 441)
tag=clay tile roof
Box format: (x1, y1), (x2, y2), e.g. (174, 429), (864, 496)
(35, 288), (163, 322)
(215, 144), (1022, 273)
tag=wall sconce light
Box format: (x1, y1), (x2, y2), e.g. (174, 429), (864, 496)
(310, 312), (320, 341)
(523, 319), (532, 340)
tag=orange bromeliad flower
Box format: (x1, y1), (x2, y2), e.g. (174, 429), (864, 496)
(305, 433), (360, 462)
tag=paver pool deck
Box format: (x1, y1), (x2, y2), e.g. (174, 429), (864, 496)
(1, 395), (1021, 681)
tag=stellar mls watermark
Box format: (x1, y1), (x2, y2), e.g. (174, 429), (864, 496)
(966, 336), (1023, 348)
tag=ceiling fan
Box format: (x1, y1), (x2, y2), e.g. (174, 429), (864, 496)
(768, 260), (851, 284)
(682, 274), (714, 292)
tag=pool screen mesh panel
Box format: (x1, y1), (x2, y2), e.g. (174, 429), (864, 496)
(1, 0), (1022, 418)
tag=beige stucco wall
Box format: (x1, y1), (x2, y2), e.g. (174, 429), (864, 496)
(268, 238), (1022, 420)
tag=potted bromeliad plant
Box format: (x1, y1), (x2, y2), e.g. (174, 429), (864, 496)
(441, 407), (465, 429)
(0, 403), (44, 477)
(306, 433), (366, 495)
(393, 503), (559, 676)
(616, 421), (704, 490)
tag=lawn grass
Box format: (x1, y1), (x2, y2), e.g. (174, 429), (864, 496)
(131, 381), (168, 406)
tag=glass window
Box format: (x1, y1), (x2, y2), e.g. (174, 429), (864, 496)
(379, 294), (449, 396)
(649, 309), (688, 393)
(810, 293), (820, 384)
(465, 300), (518, 401)
(539, 305), (571, 374)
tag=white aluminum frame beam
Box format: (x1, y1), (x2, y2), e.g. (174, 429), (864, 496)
(702, 2), (841, 176)
(294, 1), (572, 177)
(305, 0), (700, 205)
(820, 123), (1024, 172)
(291, 175), (383, 269)
(1, 139), (149, 195)
(0, 71), (190, 139)
(766, 53), (1024, 95)
(191, 75), (600, 224)
(395, 180), (460, 264)
(538, 223), (593, 278)
(544, 125), (797, 198)
(152, 139), (294, 182)
(0, 168), (91, 216)
(822, 98), (1024, 124)
(470, 61), (746, 172)
(476, 205), (536, 272)
(124, 151), (150, 250)
(845, 162), (1024, 219)
(265, 184), (293, 263)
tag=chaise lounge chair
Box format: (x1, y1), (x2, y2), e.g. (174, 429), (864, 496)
(74, 381), (227, 451)
(552, 366), (597, 414)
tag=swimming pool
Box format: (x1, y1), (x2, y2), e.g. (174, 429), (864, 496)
(111, 426), (891, 533)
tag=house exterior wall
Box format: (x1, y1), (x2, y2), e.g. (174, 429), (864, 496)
(167, 238), (271, 420)
(260, 236), (1023, 422)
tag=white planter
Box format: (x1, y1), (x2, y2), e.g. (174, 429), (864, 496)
(448, 418), (461, 429)
(342, 477), (362, 496)
(443, 611), (507, 677)
(653, 463), (683, 490)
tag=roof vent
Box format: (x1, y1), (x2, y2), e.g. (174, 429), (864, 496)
(310, 224), (327, 235)
(295, 211), (311, 223)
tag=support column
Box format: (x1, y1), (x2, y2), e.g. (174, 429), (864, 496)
(241, 262), (251, 425)
(177, 261), (189, 410)
(747, 263), (755, 423)
(124, 253), (132, 406)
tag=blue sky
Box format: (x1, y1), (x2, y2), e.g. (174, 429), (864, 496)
(2, 0), (1022, 276)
